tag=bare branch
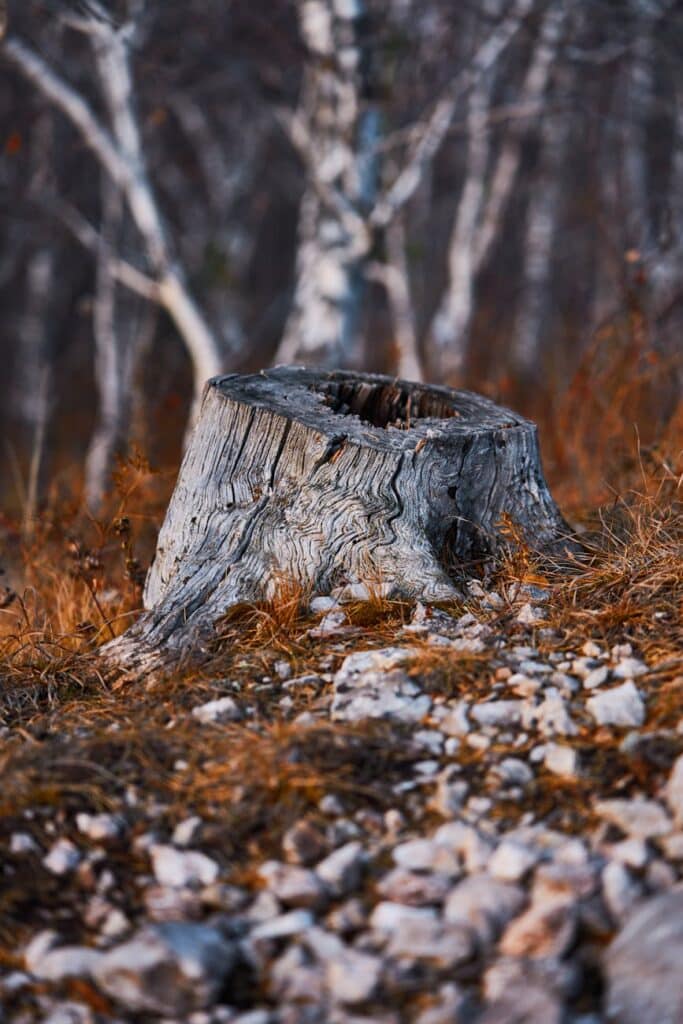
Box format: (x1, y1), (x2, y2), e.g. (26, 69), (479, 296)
(3, 36), (129, 189)
(369, 0), (535, 230)
(4, 26), (224, 404)
(475, 2), (567, 267)
(275, 105), (370, 251)
(46, 195), (160, 300)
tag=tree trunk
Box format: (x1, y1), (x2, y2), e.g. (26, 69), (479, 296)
(85, 178), (132, 511)
(275, 0), (380, 367)
(102, 367), (573, 674)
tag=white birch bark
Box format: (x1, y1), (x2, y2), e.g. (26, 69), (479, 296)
(369, 0), (535, 231)
(474, 2), (566, 268)
(276, 0), (379, 367)
(3, 21), (223, 415)
(429, 75), (492, 371)
(621, 11), (656, 260)
(84, 180), (136, 510)
(12, 112), (55, 532)
(429, 0), (565, 374)
(367, 213), (423, 381)
(512, 102), (572, 374)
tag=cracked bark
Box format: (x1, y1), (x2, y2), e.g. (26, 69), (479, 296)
(102, 368), (574, 674)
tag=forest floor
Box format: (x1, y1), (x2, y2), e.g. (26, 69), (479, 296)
(0, 388), (681, 1024)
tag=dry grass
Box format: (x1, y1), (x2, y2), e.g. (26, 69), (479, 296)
(0, 352), (681, 957)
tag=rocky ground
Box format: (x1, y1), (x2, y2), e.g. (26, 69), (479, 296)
(1, 570), (682, 1023)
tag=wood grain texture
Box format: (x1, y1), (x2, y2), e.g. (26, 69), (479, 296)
(103, 368), (573, 672)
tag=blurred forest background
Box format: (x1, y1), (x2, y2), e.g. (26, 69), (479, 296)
(1, 0), (682, 524)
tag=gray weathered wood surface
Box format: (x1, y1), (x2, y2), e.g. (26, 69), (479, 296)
(103, 368), (573, 671)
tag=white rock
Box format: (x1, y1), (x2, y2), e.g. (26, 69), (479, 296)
(369, 901), (438, 932)
(310, 596), (339, 613)
(43, 839), (81, 876)
(269, 944), (324, 1004)
(332, 666), (431, 723)
(602, 861), (643, 923)
(30, 945), (103, 982)
(150, 845), (220, 888)
(75, 813), (123, 841)
(518, 660), (554, 676)
(10, 832), (39, 854)
(547, 672), (578, 699)
(499, 900), (577, 958)
(660, 832), (683, 860)
(482, 970), (564, 1023)
(434, 821), (494, 873)
(250, 910), (314, 940)
(335, 646), (413, 679)
(41, 1003), (95, 1024)
(384, 916), (474, 969)
(310, 610), (348, 636)
(490, 757), (534, 787)
(439, 701), (470, 736)
(543, 743), (578, 778)
(583, 665), (610, 690)
(646, 858), (677, 892)
(377, 868), (452, 906)
(144, 884), (202, 921)
(666, 753), (683, 825)
(572, 656), (602, 679)
(25, 930), (59, 973)
(613, 657), (647, 679)
(489, 840), (540, 882)
(471, 700), (523, 729)
(516, 603), (546, 625)
(191, 696), (240, 724)
(392, 838), (461, 877)
(305, 929), (382, 1005)
(413, 982), (466, 1024)
(315, 841), (365, 896)
(92, 922), (235, 1016)
(0, 971), (30, 994)
(429, 773), (469, 818)
(508, 673), (542, 697)
(610, 839), (649, 869)
(282, 819), (328, 866)
(172, 816), (203, 847)
(581, 641), (603, 658)
(586, 682), (645, 727)
(414, 729), (444, 754)
(523, 691), (577, 737)
(612, 643), (633, 658)
(100, 908), (131, 939)
(258, 860), (327, 908)
(595, 798), (672, 839)
(466, 732), (491, 751)
(444, 875), (527, 946)
(605, 887), (683, 1024)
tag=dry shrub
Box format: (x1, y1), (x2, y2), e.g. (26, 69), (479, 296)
(530, 309), (682, 513)
(548, 470), (682, 660)
(0, 451), (170, 694)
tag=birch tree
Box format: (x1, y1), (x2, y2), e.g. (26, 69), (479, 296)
(3, 1), (224, 418)
(512, 95), (572, 373)
(275, 0), (380, 367)
(278, 0), (537, 371)
(428, 0), (566, 374)
(84, 179), (142, 510)
(12, 112), (55, 533)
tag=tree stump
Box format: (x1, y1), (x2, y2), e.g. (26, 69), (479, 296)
(103, 368), (573, 672)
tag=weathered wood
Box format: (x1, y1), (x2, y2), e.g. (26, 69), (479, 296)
(103, 368), (573, 671)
